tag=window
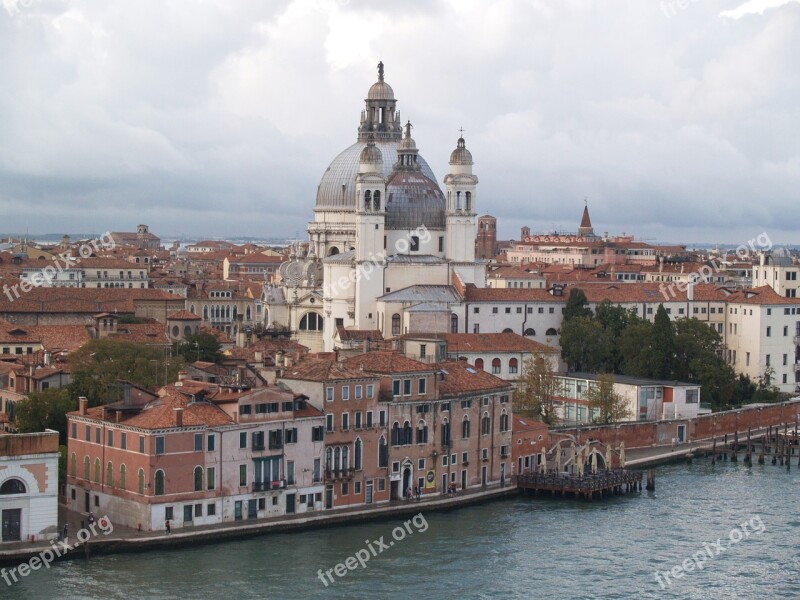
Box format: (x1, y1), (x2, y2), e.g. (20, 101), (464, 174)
(441, 419), (451, 446)
(96, 428), (101, 444)
(341, 413), (350, 431)
(299, 312), (324, 331)
(439, 236), (444, 252)
(491, 358), (501, 374)
(287, 460), (295, 485)
(138, 469), (145, 495)
(106, 462), (114, 487)
(184, 505), (193, 522)
(379, 410), (386, 427)
(194, 433), (204, 452)
(355, 385), (363, 400)
(312, 426), (324, 441)
(366, 411), (373, 428)
(481, 412), (491, 435)
(207, 503), (216, 516)
(355, 412), (363, 429)
(285, 428), (298, 444)
(392, 380), (401, 397)
(207, 467), (216, 490)
(367, 384), (374, 398)
(354, 439), (363, 470)
(342, 386), (350, 401)
(155, 436), (165, 455)
(194, 466), (203, 491)
(500, 412), (509, 432)
(451, 313), (458, 333)
(269, 430), (283, 450)
(403, 379), (412, 396)
(208, 434), (215, 452)
(767, 326), (771, 337)
(341, 481), (349, 496)
(239, 432), (247, 449)
(121, 432), (127, 450)
(155, 470), (165, 496)
(252, 431), (265, 450)
(462, 417), (471, 439)
(119, 464), (126, 489)
(416, 420), (429, 444)
(420, 344), (427, 358)
(326, 414), (334, 432)
(509, 358), (518, 374)
(475, 358), (484, 371)
(239, 465), (247, 487)
(410, 236), (420, 252)
(419, 378), (427, 394)
(326, 387), (334, 402)
(392, 314), (401, 335)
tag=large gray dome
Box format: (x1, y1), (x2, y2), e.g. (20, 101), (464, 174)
(315, 140), (439, 211)
(385, 169), (445, 230)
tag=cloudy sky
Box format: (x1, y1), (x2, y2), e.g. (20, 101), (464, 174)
(1, 0), (798, 245)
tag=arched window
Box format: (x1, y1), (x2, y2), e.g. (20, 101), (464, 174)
(502, 328), (514, 334)
(416, 420), (428, 444)
(326, 447), (333, 471)
(70, 452), (76, 477)
(232, 306), (238, 320)
(391, 422), (400, 446)
(334, 447), (341, 471)
(451, 313), (458, 333)
(509, 358), (519, 374)
(119, 464), (127, 490)
(373, 190), (381, 211)
(246, 306), (251, 320)
(0, 479), (26, 494)
(155, 470), (165, 496)
(84, 456), (90, 480)
(354, 438), (363, 471)
(364, 190), (372, 211)
(106, 461), (114, 487)
(491, 358), (501, 374)
(474, 358), (484, 371)
(342, 446), (349, 470)
(300, 312), (324, 331)
(462, 416), (471, 439)
(184, 326), (192, 337)
(378, 435), (388, 468)
(500, 411), (509, 433)
(402, 421), (412, 445)
(190, 305), (195, 314)
(94, 458), (101, 483)
(465, 191), (472, 211)
(441, 418), (451, 447)
(199, 304), (206, 320)
(194, 466), (203, 492)
(138, 469), (145, 495)
(524, 328), (535, 336)
(546, 328), (558, 336)
(328, 247), (340, 256)
(456, 190), (462, 209)
(481, 412), (491, 436)
(391, 313), (401, 336)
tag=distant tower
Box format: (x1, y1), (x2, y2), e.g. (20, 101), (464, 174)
(476, 215), (497, 260)
(521, 226), (530, 240)
(578, 202), (595, 238)
(444, 133), (478, 262)
(355, 137), (386, 262)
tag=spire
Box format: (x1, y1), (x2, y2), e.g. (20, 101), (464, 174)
(578, 201), (594, 237)
(378, 61), (384, 82)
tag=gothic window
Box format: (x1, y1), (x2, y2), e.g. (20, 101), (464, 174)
(391, 313), (401, 335)
(365, 190), (372, 211)
(465, 191), (472, 211)
(373, 191), (381, 211)
(451, 313), (458, 333)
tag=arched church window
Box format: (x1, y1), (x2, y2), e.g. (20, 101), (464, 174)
(451, 313), (458, 333)
(391, 313), (401, 336)
(373, 191), (381, 211)
(456, 190), (462, 210)
(364, 190), (372, 211)
(546, 328), (558, 336)
(465, 191), (472, 211)
(300, 312), (324, 331)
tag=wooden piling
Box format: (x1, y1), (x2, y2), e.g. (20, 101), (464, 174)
(645, 469), (655, 491)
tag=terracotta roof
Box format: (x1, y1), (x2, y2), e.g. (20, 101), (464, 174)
(167, 310), (201, 321)
(513, 415), (548, 432)
(725, 286), (800, 305)
(436, 361), (512, 395)
(342, 351), (434, 374)
(336, 327), (383, 342)
(464, 282), (732, 304)
(435, 333), (555, 354)
(107, 321), (170, 345)
(281, 358), (377, 382)
(0, 288), (180, 314)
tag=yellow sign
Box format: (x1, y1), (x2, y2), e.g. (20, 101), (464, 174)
(425, 470), (436, 489)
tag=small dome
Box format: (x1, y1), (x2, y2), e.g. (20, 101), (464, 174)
(449, 137), (473, 165)
(399, 120), (417, 151)
(385, 170), (445, 230)
(359, 141), (383, 164)
(367, 80), (395, 101)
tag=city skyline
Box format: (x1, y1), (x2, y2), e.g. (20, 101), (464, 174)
(2, 1), (799, 242)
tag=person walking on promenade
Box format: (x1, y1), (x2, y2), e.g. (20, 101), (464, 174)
(165, 519), (171, 535)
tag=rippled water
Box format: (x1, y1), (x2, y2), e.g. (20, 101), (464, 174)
(7, 458), (800, 599)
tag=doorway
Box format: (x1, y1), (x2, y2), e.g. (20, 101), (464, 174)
(325, 485), (334, 509)
(390, 480), (399, 501)
(402, 467), (412, 498)
(461, 469), (467, 491)
(247, 499), (257, 519)
(365, 482), (373, 504)
(84, 491), (90, 513)
(1, 509), (21, 542)
(481, 465), (487, 486)
(286, 493), (296, 514)
(234, 500), (243, 520)
(500, 463), (506, 487)
(677, 425), (686, 444)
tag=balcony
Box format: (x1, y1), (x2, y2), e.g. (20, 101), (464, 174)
(794, 334), (800, 346)
(253, 480), (286, 492)
(252, 443), (266, 451)
(325, 467), (355, 481)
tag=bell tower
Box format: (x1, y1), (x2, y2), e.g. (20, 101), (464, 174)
(444, 133), (478, 262)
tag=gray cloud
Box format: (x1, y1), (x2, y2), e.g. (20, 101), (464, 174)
(1, 0), (798, 245)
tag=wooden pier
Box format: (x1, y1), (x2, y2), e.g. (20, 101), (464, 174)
(517, 469), (643, 500)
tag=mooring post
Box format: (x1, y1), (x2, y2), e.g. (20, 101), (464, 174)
(731, 431), (738, 462)
(645, 469), (655, 492)
(711, 437), (716, 465)
(745, 428), (752, 465)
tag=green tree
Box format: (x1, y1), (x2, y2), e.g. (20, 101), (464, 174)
(586, 373), (631, 424)
(513, 352), (563, 425)
(649, 304), (676, 379)
(618, 318), (654, 377)
(14, 388), (76, 444)
(753, 367), (784, 404)
(673, 318), (735, 409)
(563, 288), (592, 322)
(175, 332), (222, 364)
(68, 339), (184, 406)
(594, 301), (633, 373)
(559, 316), (604, 372)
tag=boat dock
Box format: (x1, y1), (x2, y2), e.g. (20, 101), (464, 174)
(516, 469), (642, 500)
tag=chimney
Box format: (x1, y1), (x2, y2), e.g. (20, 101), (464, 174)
(178, 370), (187, 381)
(43, 351), (51, 366)
(115, 410), (121, 423)
(687, 282), (695, 301)
(254, 351), (263, 364)
(79, 396), (88, 415)
(284, 355), (293, 368)
(174, 407), (184, 428)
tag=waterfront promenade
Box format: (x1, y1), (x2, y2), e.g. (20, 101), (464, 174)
(0, 483), (515, 566)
